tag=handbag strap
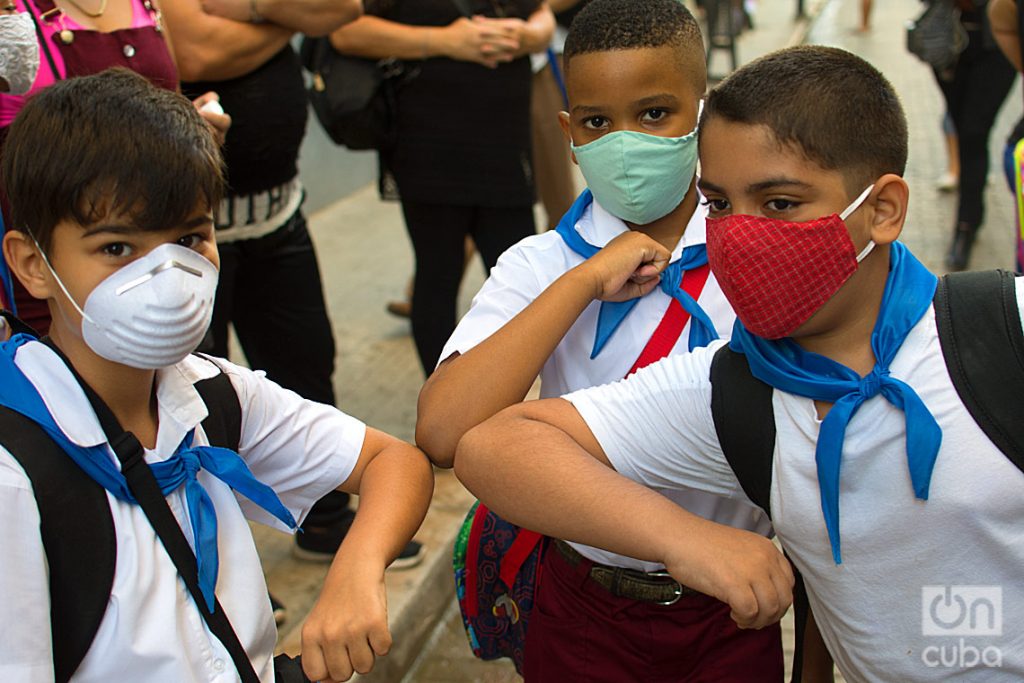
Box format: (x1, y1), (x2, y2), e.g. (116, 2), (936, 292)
(23, 0), (62, 82)
(40, 339), (262, 683)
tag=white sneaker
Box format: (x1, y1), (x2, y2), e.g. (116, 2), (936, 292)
(936, 172), (958, 192)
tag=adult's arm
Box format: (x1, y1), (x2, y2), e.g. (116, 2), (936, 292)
(454, 395), (794, 630)
(989, 0), (1022, 72)
(418, 230), (669, 467)
(159, 0), (292, 82)
(197, 0), (363, 37)
(548, 0), (585, 12)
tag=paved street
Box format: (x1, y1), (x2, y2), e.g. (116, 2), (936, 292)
(257, 0), (1023, 680)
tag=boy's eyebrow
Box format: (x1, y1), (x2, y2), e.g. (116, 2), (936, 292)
(571, 93), (682, 116)
(81, 224), (140, 238)
(634, 93), (680, 108)
(81, 215), (212, 238)
(696, 177), (814, 194)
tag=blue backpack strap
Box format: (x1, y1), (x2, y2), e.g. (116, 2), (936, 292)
(935, 270), (1024, 468)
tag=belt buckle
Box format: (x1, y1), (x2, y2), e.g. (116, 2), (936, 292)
(646, 571), (684, 606)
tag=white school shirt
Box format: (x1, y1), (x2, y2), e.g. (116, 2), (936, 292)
(440, 197), (771, 571)
(0, 341), (364, 683)
(566, 278), (1024, 682)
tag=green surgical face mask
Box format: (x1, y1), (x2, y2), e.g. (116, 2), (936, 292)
(571, 127), (698, 225)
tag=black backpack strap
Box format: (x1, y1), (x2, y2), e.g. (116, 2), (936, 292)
(935, 270), (1024, 469)
(710, 345), (808, 678)
(0, 407), (115, 683)
(194, 368), (242, 452)
(709, 344), (776, 516)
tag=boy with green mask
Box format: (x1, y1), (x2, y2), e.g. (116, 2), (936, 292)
(417, 0), (784, 679)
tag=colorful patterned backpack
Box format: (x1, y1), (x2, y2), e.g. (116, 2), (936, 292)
(452, 501), (546, 674)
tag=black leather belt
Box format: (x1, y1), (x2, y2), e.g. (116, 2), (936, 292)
(554, 540), (699, 606)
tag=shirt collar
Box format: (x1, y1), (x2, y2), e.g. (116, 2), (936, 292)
(577, 193), (709, 261)
(16, 341), (219, 456)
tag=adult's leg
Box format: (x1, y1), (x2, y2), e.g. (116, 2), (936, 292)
(227, 210), (351, 540)
(948, 49), (1016, 229)
(402, 200), (474, 374)
(473, 205), (538, 274)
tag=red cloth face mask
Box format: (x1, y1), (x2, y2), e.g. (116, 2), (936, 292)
(706, 185), (875, 339)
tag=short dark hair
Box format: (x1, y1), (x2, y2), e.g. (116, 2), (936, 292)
(2, 68), (224, 252)
(563, 0), (705, 91)
(700, 46), (908, 191)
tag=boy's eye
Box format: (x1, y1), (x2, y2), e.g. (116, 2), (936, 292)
(700, 197), (730, 214)
(765, 198), (799, 213)
(101, 242), (132, 258)
(177, 233), (202, 249)
(640, 108), (668, 123)
(582, 116), (608, 130)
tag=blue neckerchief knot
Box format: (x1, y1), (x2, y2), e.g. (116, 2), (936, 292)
(555, 189), (719, 358)
(0, 335), (297, 611)
(728, 242), (941, 564)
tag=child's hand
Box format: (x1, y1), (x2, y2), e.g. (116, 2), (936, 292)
(300, 563), (391, 682)
(579, 231), (671, 303)
(662, 523), (794, 630)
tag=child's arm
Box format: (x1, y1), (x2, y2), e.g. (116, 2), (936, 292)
(454, 397), (793, 630)
(417, 230), (670, 467)
(299, 428), (434, 682)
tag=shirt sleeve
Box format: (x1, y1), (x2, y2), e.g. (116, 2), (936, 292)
(217, 364), (366, 530)
(437, 242), (548, 367)
(564, 341), (745, 500)
(0, 450), (56, 682)
(1016, 275), (1023, 334)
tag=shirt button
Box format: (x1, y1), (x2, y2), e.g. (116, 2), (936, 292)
(213, 659), (225, 673)
(123, 44), (136, 58)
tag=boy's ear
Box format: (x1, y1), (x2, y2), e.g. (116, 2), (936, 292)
(867, 173), (908, 246)
(3, 230), (55, 301)
(557, 111), (578, 166)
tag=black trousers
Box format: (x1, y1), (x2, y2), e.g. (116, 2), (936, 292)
(935, 36), (1017, 229)
(401, 200), (536, 375)
(201, 209), (349, 521)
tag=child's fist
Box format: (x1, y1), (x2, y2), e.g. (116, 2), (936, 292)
(662, 523), (793, 630)
(580, 230), (671, 302)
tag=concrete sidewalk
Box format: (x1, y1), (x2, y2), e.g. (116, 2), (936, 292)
(257, 0), (1021, 681)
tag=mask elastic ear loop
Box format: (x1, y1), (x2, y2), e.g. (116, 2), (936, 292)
(29, 233), (96, 324)
(839, 184), (875, 221)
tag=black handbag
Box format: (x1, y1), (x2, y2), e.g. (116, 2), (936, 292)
(905, 0), (969, 71)
(299, 37), (413, 151)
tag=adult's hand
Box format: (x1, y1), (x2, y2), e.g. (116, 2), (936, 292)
(192, 91), (231, 146)
(439, 16), (519, 68)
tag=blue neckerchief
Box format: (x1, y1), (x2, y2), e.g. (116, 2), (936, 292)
(0, 334), (297, 610)
(555, 189), (719, 359)
(729, 242), (940, 564)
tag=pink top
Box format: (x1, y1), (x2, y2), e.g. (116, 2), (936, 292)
(0, 0), (177, 126)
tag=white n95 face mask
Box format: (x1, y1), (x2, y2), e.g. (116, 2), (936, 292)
(0, 12), (41, 96)
(41, 242), (219, 369)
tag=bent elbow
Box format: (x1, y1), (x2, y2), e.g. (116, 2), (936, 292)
(415, 418), (457, 469)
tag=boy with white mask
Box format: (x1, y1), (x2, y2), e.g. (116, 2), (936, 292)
(0, 68), (433, 683)
(417, 1), (782, 679)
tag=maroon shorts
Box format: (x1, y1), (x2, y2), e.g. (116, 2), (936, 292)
(523, 541), (784, 683)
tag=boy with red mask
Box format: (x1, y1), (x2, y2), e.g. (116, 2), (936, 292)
(456, 45), (1024, 681)
(418, 0), (784, 680)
